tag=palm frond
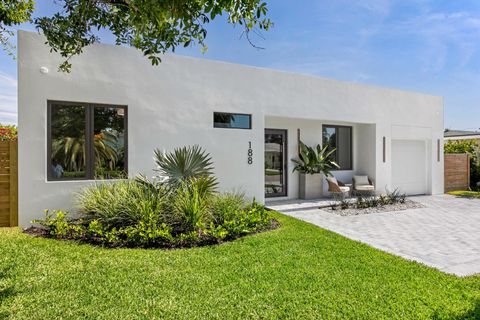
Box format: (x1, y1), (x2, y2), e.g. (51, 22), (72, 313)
(153, 145), (218, 192)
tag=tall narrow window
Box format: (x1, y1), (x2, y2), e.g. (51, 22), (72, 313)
(322, 125), (353, 170)
(93, 106), (127, 179)
(50, 103), (87, 179)
(48, 101), (127, 180)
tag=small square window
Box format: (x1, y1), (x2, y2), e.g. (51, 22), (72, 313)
(213, 112), (251, 129)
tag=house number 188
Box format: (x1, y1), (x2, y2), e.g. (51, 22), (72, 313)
(247, 141), (253, 165)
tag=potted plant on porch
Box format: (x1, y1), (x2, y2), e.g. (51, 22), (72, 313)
(292, 141), (339, 199)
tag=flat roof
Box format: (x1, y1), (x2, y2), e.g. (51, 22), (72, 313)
(444, 130), (480, 138)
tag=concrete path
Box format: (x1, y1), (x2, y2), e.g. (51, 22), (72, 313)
(267, 195), (480, 277)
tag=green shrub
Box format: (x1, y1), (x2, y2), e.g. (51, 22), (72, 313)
(76, 180), (170, 227)
(32, 210), (84, 238)
(33, 145), (275, 248)
(210, 192), (246, 224)
(173, 178), (212, 232)
(207, 200), (271, 240)
(33, 199), (273, 248)
(444, 139), (480, 189)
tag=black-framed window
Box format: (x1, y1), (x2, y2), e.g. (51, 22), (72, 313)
(48, 101), (128, 181)
(213, 112), (251, 129)
(322, 125), (353, 170)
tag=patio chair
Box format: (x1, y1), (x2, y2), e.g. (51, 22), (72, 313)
(326, 176), (351, 200)
(352, 175), (375, 196)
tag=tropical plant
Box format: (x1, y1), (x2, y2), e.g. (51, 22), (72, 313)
(76, 179), (170, 227)
(35, 144), (275, 248)
(173, 178), (212, 232)
(292, 141), (339, 175)
(51, 136), (86, 172)
(52, 131), (119, 172)
(210, 192), (246, 224)
(93, 131), (121, 170)
(153, 145), (217, 192)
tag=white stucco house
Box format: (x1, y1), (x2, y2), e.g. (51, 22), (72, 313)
(18, 31), (444, 225)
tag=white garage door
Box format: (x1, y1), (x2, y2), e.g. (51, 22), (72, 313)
(392, 140), (427, 195)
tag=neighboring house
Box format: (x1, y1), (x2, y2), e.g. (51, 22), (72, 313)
(444, 130), (480, 144)
(17, 31), (444, 225)
(444, 130), (480, 161)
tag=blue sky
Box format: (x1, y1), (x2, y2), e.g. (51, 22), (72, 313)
(1, 0), (479, 129)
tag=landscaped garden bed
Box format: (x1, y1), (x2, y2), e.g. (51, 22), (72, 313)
(326, 190), (425, 216)
(27, 146), (277, 248)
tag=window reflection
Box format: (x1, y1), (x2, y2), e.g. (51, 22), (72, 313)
(49, 102), (127, 180)
(51, 104), (87, 178)
(94, 107), (126, 179)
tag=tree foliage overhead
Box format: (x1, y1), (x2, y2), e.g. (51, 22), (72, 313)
(0, 0), (34, 56)
(1, 1), (272, 71)
(32, 0), (272, 72)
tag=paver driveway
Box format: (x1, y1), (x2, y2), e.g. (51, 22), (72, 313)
(267, 195), (480, 277)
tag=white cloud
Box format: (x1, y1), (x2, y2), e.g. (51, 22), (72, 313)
(0, 72), (17, 89)
(355, 0), (393, 17)
(0, 72), (17, 124)
(363, 8), (480, 73)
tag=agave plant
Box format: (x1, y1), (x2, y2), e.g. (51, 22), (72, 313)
(153, 145), (218, 192)
(292, 141), (340, 176)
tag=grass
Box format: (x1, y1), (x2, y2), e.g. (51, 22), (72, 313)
(0, 212), (479, 320)
(448, 190), (480, 199)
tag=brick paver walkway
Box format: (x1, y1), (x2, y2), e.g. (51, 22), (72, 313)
(267, 195), (480, 276)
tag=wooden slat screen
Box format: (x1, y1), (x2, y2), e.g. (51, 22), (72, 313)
(444, 153), (470, 192)
(0, 140), (18, 227)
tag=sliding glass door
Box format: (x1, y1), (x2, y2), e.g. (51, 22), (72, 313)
(265, 129), (287, 197)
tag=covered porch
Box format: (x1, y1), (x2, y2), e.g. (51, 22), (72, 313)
(264, 115), (377, 201)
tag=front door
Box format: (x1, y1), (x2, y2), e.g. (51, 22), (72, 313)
(265, 129), (287, 197)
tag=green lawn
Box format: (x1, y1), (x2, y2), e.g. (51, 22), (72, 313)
(1, 212), (479, 320)
(448, 191), (480, 199)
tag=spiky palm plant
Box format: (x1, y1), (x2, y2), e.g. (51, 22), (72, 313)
(292, 141), (340, 176)
(153, 145), (217, 192)
(93, 131), (120, 170)
(52, 131), (119, 172)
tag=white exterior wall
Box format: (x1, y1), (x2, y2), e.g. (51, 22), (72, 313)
(18, 31), (444, 225)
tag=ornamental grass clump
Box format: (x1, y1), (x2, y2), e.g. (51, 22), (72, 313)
(32, 145), (275, 248)
(76, 180), (170, 227)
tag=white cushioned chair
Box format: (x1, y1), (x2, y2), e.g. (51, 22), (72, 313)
(352, 175), (375, 196)
(326, 176), (350, 199)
